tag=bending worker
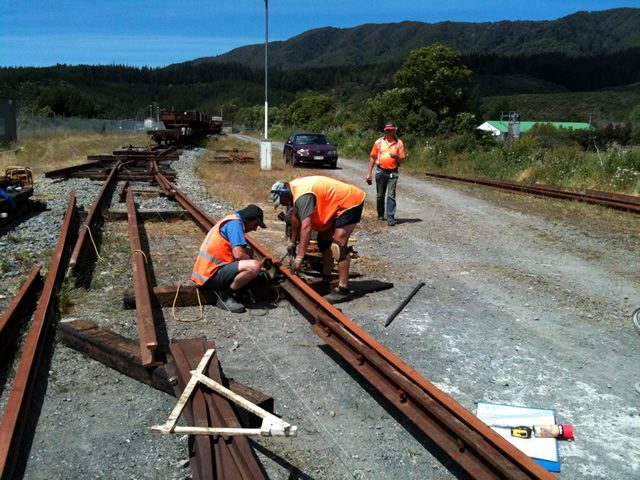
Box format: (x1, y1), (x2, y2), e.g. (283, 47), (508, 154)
(191, 204), (266, 313)
(365, 122), (405, 226)
(271, 176), (365, 304)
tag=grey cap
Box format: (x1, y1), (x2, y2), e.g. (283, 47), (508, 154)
(270, 180), (291, 207)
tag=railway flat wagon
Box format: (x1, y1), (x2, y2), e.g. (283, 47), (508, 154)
(148, 110), (222, 145)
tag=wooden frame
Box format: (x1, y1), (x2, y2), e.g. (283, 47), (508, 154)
(152, 349), (297, 438)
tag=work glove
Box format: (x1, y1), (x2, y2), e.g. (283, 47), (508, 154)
(291, 256), (304, 275)
(286, 240), (297, 257)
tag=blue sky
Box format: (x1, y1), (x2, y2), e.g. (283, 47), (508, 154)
(1, 1), (637, 68)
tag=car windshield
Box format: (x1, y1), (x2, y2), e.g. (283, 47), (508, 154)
(295, 134), (328, 145)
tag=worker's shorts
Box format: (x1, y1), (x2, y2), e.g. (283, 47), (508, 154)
(204, 261), (239, 290)
(335, 201), (364, 228)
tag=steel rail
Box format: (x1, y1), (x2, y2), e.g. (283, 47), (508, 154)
(0, 265), (43, 360)
(44, 161), (104, 178)
(125, 188), (161, 366)
(169, 339), (266, 480)
(425, 172), (640, 214)
(87, 154), (179, 162)
(253, 248), (555, 479)
(154, 171), (214, 231)
(0, 193), (79, 480)
(155, 171), (555, 479)
(69, 160), (120, 286)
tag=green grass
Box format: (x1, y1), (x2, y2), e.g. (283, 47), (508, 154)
(321, 126), (640, 195)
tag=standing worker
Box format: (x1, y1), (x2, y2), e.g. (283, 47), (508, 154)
(270, 176), (365, 304)
(191, 204), (267, 313)
(365, 122), (406, 226)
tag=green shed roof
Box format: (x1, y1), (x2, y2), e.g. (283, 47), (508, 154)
(486, 121), (593, 133)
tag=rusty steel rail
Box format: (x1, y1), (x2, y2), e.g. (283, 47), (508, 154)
(87, 154), (179, 162)
(44, 161), (104, 179)
(155, 171), (555, 479)
(426, 172), (640, 214)
(169, 339), (266, 480)
(0, 265), (43, 360)
(251, 247), (555, 479)
(0, 193), (79, 480)
(154, 171), (213, 231)
(69, 161), (120, 286)
(125, 187), (161, 367)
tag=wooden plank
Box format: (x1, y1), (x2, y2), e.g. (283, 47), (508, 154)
(123, 284), (219, 309)
(57, 319), (172, 394)
(56, 319), (273, 421)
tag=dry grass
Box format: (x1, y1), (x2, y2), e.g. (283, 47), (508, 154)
(198, 136), (292, 210)
(198, 136), (384, 230)
(197, 136), (294, 256)
(198, 135), (367, 256)
(0, 132), (149, 177)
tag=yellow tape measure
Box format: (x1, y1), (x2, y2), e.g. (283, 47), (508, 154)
(510, 426), (532, 438)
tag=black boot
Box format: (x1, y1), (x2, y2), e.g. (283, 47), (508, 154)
(323, 286), (353, 304)
(216, 289), (245, 313)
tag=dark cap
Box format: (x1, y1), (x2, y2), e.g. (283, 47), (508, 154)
(237, 204), (266, 228)
(384, 122), (397, 131)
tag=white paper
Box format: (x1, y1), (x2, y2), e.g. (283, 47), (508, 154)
(476, 401), (559, 463)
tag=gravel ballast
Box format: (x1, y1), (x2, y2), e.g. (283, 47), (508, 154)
(1, 140), (639, 479)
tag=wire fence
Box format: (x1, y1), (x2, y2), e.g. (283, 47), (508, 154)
(17, 115), (157, 136)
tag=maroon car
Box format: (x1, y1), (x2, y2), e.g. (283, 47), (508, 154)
(283, 132), (338, 168)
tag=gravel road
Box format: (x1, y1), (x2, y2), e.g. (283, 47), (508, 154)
(1, 136), (639, 479)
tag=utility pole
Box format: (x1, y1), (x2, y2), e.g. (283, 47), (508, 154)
(260, 0), (272, 170)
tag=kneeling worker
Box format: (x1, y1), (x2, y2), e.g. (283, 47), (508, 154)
(191, 204), (266, 313)
(270, 176), (365, 303)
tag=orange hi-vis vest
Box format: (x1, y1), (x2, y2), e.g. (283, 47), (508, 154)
(372, 136), (405, 170)
(191, 215), (242, 286)
(290, 176), (365, 232)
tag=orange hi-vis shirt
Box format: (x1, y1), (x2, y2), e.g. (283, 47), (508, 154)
(371, 136), (405, 170)
(290, 176), (365, 232)
(191, 215), (242, 286)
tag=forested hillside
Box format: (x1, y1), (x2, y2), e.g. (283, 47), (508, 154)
(0, 7), (638, 125)
(204, 8), (640, 68)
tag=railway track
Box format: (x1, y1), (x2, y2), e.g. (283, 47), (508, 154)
(425, 172), (640, 214)
(1, 147), (563, 479)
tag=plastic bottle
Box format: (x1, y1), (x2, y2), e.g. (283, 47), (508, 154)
(533, 424), (574, 440)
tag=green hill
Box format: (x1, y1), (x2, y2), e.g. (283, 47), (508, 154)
(200, 8), (640, 69)
(1, 8), (639, 124)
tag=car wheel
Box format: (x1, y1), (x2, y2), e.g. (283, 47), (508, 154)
(292, 155), (299, 167)
(330, 160), (337, 169)
(283, 152), (288, 164)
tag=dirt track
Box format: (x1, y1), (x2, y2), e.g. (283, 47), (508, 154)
(236, 134), (640, 478)
(5, 138), (640, 479)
